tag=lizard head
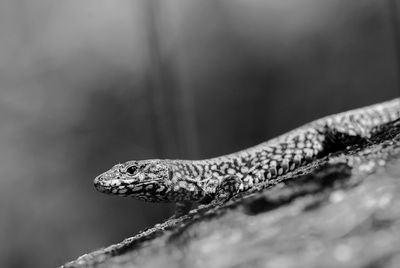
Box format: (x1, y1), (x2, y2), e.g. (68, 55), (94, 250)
(94, 159), (174, 202)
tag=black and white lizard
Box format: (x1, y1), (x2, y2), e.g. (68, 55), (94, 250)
(94, 98), (400, 215)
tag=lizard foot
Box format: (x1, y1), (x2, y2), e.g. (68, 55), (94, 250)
(213, 175), (243, 203)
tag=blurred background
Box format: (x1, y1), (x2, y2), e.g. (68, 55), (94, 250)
(0, 0), (399, 267)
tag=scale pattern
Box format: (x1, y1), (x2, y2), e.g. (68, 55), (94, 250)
(94, 98), (400, 210)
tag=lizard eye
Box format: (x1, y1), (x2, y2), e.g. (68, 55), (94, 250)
(126, 166), (137, 175)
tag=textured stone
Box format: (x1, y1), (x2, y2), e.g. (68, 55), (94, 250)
(62, 120), (400, 268)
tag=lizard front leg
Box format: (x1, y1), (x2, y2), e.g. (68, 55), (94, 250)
(215, 175), (244, 201)
(200, 175), (243, 205)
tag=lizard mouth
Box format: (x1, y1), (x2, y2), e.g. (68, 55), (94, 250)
(94, 174), (164, 194)
(93, 174), (112, 193)
(94, 183), (111, 193)
(94, 167), (173, 196)
(93, 172), (123, 193)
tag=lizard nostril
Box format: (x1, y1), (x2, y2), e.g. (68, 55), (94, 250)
(94, 175), (104, 185)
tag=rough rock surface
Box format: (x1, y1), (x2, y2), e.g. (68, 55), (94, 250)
(62, 120), (400, 268)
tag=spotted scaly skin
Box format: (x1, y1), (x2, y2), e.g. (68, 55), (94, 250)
(94, 98), (400, 214)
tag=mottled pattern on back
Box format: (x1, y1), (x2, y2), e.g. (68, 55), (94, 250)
(94, 98), (400, 207)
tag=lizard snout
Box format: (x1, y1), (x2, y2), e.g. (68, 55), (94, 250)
(94, 173), (114, 193)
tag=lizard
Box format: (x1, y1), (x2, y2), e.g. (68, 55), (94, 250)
(94, 98), (400, 216)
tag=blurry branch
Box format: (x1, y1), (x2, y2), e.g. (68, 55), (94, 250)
(143, 0), (178, 157)
(142, 0), (199, 158)
(388, 0), (400, 95)
(175, 73), (200, 159)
